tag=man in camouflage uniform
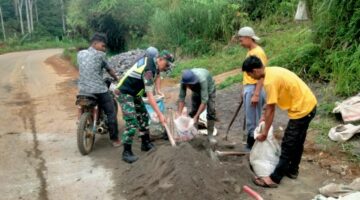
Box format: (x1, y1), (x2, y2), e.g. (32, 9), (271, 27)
(115, 50), (174, 163)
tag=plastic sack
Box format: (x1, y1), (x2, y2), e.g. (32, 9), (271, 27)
(143, 95), (166, 136)
(332, 93), (360, 123)
(319, 178), (360, 198)
(313, 193), (360, 200)
(172, 107), (197, 142)
(250, 122), (281, 177)
(295, 0), (309, 21)
(328, 124), (360, 142)
(197, 110), (218, 136)
(174, 116), (197, 142)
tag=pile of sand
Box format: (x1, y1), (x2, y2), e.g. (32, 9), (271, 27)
(119, 141), (253, 200)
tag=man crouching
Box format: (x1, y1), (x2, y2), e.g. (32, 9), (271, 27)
(177, 68), (217, 145)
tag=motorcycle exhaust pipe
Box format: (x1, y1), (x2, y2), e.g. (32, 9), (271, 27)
(97, 127), (105, 134)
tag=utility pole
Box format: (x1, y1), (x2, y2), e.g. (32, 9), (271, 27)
(0, 6), (6, 41)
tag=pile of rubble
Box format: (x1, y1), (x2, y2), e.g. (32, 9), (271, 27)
(107, 49), (146, 76)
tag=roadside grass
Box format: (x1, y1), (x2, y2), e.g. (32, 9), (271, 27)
(172, 45), (246, 79)
(63, 47), (79, 66)
(310, 91), (360, 163)
(0, 39), (87, 55)
(217, 74), (243, 90)
(311, 115), (360, 163)
(173, 22), (312, 89)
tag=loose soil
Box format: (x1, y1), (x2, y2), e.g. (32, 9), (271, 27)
(42, 53), (359, 200)
(120, 140), (252, 200)
(117, 79), (359, 200)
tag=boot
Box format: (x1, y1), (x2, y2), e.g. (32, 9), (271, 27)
(246, 135), (255, 150)
(141, 133), (155, 152)
(122, 144), (138, 163)
(161, 130), (169, 140)
(207, 120), (217, 149)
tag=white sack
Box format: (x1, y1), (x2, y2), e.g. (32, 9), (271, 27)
(250, 122), (281, 177)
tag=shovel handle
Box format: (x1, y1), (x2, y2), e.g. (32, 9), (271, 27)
(215, 150), (249, 156)
(164, 124), (176, 147)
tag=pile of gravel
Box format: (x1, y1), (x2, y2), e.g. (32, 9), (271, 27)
(107, 49), (146, 76)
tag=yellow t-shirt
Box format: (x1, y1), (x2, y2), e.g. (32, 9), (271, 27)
(264, 67), (317, 119)
(243, 45), (268, 85)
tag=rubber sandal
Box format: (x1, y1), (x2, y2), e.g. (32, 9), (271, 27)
(252, 177), (278, 188)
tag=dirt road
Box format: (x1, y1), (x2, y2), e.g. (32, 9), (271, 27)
(0, 49), (120, 200)
(0, 49), (354, 200)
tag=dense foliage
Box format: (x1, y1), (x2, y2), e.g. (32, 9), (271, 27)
(0, 0), (67, 41)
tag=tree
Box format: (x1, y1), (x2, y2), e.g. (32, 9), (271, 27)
(59, 0), (65, 34)
(28, 0), (34, 31)
(34, 0), (38, 23)
(16, 0), (25, 34)
(0, 6), (6, 41)
(25, 0), (30, 33)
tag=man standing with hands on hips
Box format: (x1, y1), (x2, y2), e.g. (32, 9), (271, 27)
(236, 26), (268, 150)
(242, 56), (317, 188)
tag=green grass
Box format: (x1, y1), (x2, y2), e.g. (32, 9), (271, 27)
(173, 22), (312, 88)
(217, 74), (243, 89)
(63, 47), (79, 66)
(311, 116), (360, 163)
(172, 45), (246, 79)
(0, 39), (87, 55)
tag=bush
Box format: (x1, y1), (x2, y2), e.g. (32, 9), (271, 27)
(311, 0), (360, 96)
(269, 43), (321, 79)
(327, 46), (360, 96)
(240, 0), (298, 21)
(148, 0), (245, 56)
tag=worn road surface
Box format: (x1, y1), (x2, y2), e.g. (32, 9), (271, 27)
(0, 49), (121, 200)
(0, 49), (353, 200)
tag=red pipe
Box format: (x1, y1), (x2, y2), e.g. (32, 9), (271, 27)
(243, 185), (264, 200)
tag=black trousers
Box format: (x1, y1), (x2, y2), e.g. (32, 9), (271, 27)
(189, 89), (217, 121)
(94, 92), (119, 140)
(270, 107), (316, 184)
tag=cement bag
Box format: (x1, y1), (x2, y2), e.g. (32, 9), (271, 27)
(250, 122), (281, 177)
(143, 95), (166, 136)
(313, 193), (360, 200)
(316, 178), (360, 199)
(328, 124), (360, 142)
(197, 110), (218, 136)
(332, 93), (360, 123)
(295, 0), (309, 21)
(173, 108), (198, 142)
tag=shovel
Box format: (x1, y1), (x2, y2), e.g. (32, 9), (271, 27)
(224, 87), (244, 141)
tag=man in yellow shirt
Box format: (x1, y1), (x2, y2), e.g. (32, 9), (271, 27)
(237, 26), (268, 150)
(242, 56), (317, 188)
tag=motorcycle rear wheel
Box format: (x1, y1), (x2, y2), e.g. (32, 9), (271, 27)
(77, 112), (95, 155)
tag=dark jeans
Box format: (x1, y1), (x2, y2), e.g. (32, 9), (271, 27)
(270, 107), (316, 184)
(189, 89), (216, 121)
(94, 92), (119, 140)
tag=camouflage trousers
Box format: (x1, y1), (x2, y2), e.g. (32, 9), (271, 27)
(117, 93), (149, 144)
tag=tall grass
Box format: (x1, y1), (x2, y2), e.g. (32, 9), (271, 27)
(311, 0), (360, 96)
(148, 0), (245, 56)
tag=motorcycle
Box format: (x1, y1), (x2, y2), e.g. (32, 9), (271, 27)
(76, 79), (118, 155)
